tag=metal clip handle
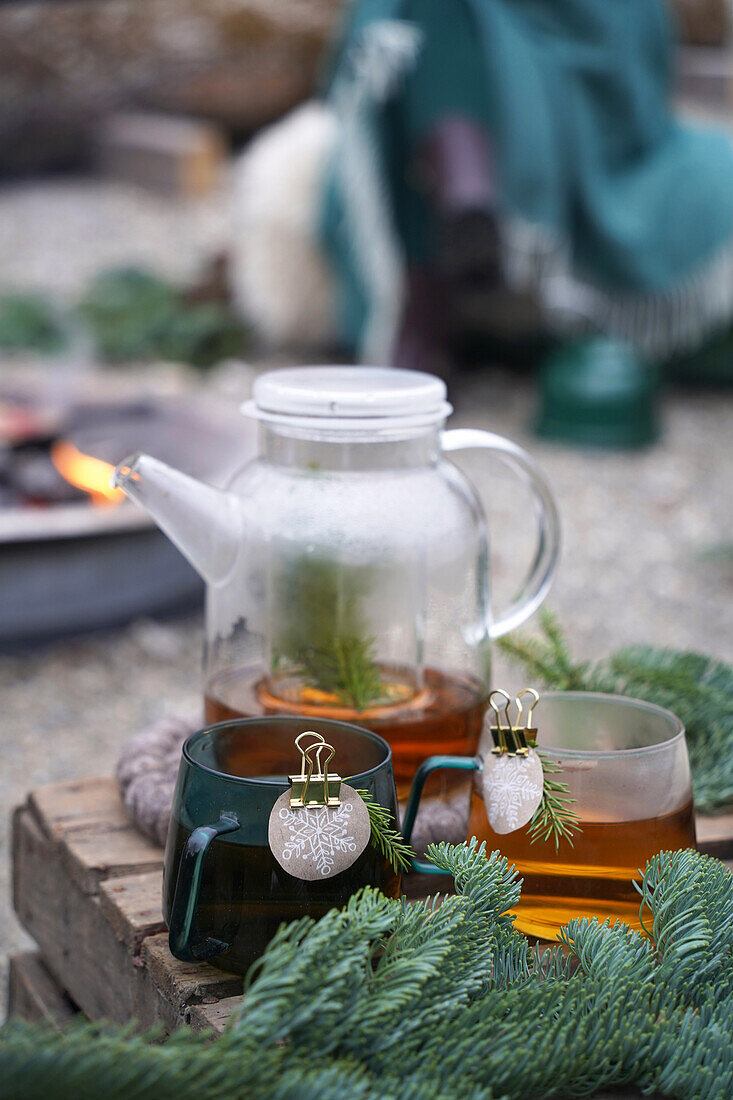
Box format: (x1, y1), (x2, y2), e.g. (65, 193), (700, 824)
(515, 688), (539, 732)
(289, 731), (321, 806)
(489, 689), (512, 755)
(289, 731), (342, 808)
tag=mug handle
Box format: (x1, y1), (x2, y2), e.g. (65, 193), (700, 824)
(402, 756), (480, 875)
(168, 813), (240, 962)
(441, 428), (560, 638)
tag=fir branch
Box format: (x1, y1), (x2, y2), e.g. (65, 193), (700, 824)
(3, 844), (733, 1100)
(355, 789), (415, 872)
(272, 554), (384, 711)
(635, 848), (733, 999)
(319, 634), (383, 710)
(498, 612), (733, 814)
(497, 608), (593, 690)
(425, 837), (524, 923)
(526, 745), (581, 850)
(559, 916), (656, 985)
(606, 647), (733, 814)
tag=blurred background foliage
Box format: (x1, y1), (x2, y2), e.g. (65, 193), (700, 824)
(0, 269), (248, 367)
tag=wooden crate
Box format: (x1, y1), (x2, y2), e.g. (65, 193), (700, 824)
(11, 777), (242, 1033)
(7, 952), (79, 1029)
(10, 776), (733, 1037)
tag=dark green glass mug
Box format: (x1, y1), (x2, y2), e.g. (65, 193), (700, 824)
(163, 716), (401, 973)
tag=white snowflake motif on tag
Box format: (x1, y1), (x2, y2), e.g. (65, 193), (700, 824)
(482, 750), (544, 835)
(280, 802), (357, 876)
(268, 783), (371, 880)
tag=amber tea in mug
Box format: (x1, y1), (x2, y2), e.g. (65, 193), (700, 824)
(404, 692), (696, 939)
(474, 693), (695, 937)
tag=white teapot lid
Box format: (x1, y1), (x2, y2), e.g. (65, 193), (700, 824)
(241, 366), (452, 430)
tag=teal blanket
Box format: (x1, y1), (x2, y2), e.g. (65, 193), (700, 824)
(320, 0), (733, 360)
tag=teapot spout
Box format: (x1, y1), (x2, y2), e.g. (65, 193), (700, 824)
(112, 453), (241, 586)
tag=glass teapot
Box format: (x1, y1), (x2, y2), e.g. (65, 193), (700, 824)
(113, 367), (559, 814)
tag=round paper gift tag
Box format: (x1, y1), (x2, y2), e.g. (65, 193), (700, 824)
(268, 783), (371, 880)
(482, 750), (544, 835)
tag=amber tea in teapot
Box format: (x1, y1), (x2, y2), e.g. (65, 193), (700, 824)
(205, 664), (486, 799)
(402, 692), (696, 938)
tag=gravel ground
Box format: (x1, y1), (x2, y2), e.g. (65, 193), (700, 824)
(1, 179), (732, 1015)
(0, 178), (231, 298)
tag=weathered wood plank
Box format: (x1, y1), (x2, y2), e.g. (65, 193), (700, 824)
(7, 951), (79, 1028)
(186, 994), (243, 1033)
(29, 776), (127, 835)
(142, 934), (242, 1024)
(28, 776), (164, 894)
(13, 806), (193, 1032)
(59, 823), (164, 896)
(99, 871), (166, 953)
(696, 813), (733, 858)
(34, 776), (165, 893)
(13, 806), (161, 1027)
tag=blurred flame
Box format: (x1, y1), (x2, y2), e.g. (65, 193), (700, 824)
(51, 441), (125, 506)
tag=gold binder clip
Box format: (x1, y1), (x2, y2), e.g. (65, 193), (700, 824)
(289, 730), (342, 808)
(489, 687), (539, 756)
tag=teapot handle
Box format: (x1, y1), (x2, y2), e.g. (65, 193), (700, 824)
(441, 429), (560, 638)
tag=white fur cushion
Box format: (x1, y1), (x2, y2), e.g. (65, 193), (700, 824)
(231, 101), (339, 346)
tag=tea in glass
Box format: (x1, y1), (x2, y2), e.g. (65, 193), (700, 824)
(167, 826), (398, 973)
(470, 692), (696, 938)
(163, 717), (401, 973)
(402, 691), (696, 939)
(468, 793), (694, 937)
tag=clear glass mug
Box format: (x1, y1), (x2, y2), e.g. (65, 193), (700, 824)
(403, 692), (696, 938)
(114, 367), (560, 839)
(164, 716), (401, 974)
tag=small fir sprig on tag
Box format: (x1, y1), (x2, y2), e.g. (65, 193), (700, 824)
(526, 741), (581, 850)
(355, 789), (414, 872)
